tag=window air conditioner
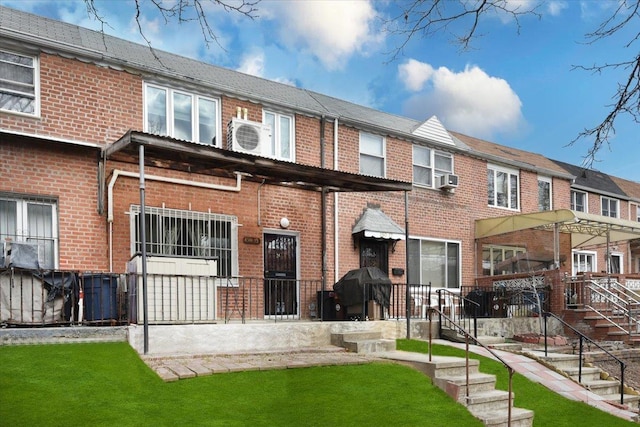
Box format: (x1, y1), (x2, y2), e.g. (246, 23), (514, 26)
(438, 173), (459, 190)
(227, 118), (271, 155)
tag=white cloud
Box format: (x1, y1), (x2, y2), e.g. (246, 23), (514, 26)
(399, 60), (525, 139)
(547, 1), (568, 16)
(262, 0), (382, 70)
(398, 59), (435, 92)
(237, 51), (265, 77)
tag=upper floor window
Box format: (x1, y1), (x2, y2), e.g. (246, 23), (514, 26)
(633, 203), (640, 222)
(571, 190), (587, 212)
(538, 176), (552, 211)
(488, 165), (519, 210)
(144, 83), (220, 146)
(0, 50), (38, 116)
(0, 195), (57, 269)
(601, 196), (619, 218)
(131, 205), (237, 277)
(263, 110), (294, 161)
(359, 132), (385, 177)
(413, 145), (453, 188)
(408, 238), (460, 288)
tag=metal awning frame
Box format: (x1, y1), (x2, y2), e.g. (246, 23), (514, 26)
(475, 209), (640, 249)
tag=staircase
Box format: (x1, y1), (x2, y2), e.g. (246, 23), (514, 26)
(564, 276), (640, 346)
(330, 330), (396, 353)
(331, 331), (533, 427)
(383, 351), (533, 427)
(534, 351), (640, 412)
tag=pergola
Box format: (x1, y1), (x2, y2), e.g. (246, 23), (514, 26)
(475, 209), (640, 268)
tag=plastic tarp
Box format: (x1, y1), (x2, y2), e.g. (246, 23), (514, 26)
(0, 269), (76, 324)
(332, 267), (392, 308)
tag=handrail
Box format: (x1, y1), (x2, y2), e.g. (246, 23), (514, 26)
(434, 288), (480, 339)
(543, 311), (626, 405)
(428, 306), (514, 427)
(586, 280), (640, 336)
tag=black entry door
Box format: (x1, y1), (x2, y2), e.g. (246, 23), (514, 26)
(264, 233), (297, 316)
(359, 239), (389, 274)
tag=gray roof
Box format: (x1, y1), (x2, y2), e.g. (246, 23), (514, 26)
(0, 6), (436, 145)
(550, 159), (627, 197)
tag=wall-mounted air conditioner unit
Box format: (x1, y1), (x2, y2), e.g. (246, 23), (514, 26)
(438, 173), (459, 190)
(227, 118), (271, 156)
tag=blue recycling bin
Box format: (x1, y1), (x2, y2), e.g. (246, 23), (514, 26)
(83, 274), (118, 321)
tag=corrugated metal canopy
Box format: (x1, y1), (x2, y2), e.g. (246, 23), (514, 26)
(475, 209), (640, 248)
(103, 130), (412, 193)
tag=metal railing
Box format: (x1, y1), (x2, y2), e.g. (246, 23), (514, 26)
(564, 275), (640, 337)
(427, 306), (516, 427)
(543, 311), (626, 405)
(0, 268), (127, 326)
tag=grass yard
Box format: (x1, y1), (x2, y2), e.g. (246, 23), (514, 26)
(0, 340), (636, 426)
(0, 342), (479, 427)
(397, 339), (637, 427)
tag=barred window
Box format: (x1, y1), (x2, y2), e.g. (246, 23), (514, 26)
(0, 194), (57, 268)
(131, 206), (237, 277)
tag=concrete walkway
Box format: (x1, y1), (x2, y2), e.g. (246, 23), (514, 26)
(142, 347), (374, 382)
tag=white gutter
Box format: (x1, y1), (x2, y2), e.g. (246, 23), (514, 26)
(107, 169), (243, 271)
(334, 118), (340, 284)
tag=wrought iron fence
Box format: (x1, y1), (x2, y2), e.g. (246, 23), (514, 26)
(2, 267), (556, 327)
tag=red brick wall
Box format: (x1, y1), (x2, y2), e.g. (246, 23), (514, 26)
(1, 138), (105, 270)
(0, 53), (142, 144)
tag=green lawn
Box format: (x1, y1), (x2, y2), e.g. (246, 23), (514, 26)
(0, 342), (479, 427)
(0, 340), (635, 426)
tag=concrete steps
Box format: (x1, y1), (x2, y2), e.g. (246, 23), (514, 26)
(330, 331), (396, 354)
(375, 351), (534, 427)
(537, 351), (640, 412)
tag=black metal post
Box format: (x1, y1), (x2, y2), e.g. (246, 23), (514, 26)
(139, 145), (149, 355)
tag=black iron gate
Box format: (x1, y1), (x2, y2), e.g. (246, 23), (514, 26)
(264, 233), (297, 316)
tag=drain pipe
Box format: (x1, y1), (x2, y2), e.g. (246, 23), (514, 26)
(107, 170), (244, 272)
(333, 117), (340, 284)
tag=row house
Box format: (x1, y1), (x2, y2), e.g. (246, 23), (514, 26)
(1, 6), (640, 329)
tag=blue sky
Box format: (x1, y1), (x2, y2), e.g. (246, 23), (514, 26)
(6, 0), (639, 182)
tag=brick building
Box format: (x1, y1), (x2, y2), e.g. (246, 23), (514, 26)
(1, 6), (640, 325)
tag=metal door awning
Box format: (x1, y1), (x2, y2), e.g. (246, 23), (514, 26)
(475, 209), (640, 248)
(352, 207), (406, 240)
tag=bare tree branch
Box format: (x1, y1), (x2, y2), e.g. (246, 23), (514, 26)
(383, 0), (540, 61)
(83, 0), (259, 60)
(567, 1), (640, 168)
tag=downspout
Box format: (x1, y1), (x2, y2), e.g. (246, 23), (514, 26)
(333, 118), (340, 284)
(107, 170), (243, 272)
(320, 116), (327, 292)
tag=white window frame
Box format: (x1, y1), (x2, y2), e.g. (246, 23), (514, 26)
(571, 190), (587, 212)
(572, 250), (597, 275)
(412, 145), (454, 188)
(359, 132), (386, 177)
(631, 202), (640, 222)
(601, 196), (619, 218)
(263, 110), (295, 161)
(488, 164), (520, 210)
(538, 176), (552, 211)
(608, 252), (623, 274)
(0, 49), (40, 117)
(143, 83), (221, 146)
(408, 237), (461, 289)
(130, 205), (238, 277)
(0, 195), (58, 269)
